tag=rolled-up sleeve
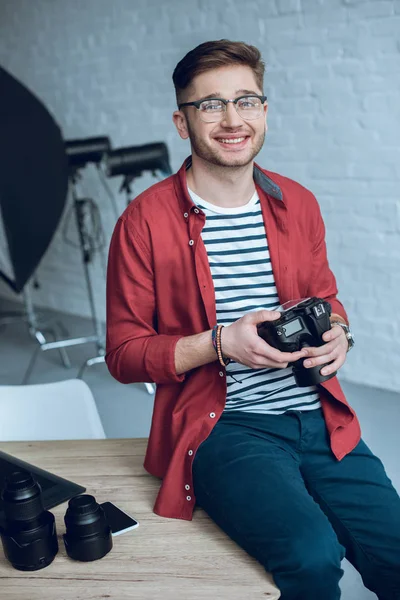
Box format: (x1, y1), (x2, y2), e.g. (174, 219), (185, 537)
(306, 196), (349, 325)
(105, 215), (185, 385)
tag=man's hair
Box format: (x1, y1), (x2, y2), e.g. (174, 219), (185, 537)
(172, 39), (265, 105)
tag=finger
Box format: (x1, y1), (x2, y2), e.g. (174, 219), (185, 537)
(304, 348), (341, 369)
(255, 340), (307, 363)
(319, 355), (346, 376)
(303, 340), (339, 358)
(252, 355), (289, 370)
(248, 310), (281, 324)
(322, 326), (343, 343)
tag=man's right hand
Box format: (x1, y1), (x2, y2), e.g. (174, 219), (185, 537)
(221, 310), (308, 370)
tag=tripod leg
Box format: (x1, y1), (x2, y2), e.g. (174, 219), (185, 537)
(52, 321), (72, 369)
(77, 355), (105, 379)
(22, 345), (41, 384)
(73, 196), (105, 351)
(77, 359), (89, 380)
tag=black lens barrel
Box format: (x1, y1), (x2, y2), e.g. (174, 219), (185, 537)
(0, 470), (58, 571)
(63, 494), (112, 562)
(1, 475), (114, 569)
(2, 470), (44, 521)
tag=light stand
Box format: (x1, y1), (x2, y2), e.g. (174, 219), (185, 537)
(21, 140), (172, 397)
(23, 137), (112, 383)
(69, 168), (108, 377)
(0, 279), (72, 374)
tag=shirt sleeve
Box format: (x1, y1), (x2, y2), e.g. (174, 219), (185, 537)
(105, 215), (185, 385)
(306, 196), (349, 325)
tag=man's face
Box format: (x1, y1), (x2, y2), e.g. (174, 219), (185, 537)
(173, 65), (268, 169)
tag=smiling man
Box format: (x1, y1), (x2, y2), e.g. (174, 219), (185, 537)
(106, 40), (400, 599)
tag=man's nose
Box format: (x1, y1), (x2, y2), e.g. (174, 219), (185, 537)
(220, 102), (243, 128)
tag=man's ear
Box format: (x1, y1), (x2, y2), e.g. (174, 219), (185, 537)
(264, 102), (268, 132)
(173, 110), (190, 140)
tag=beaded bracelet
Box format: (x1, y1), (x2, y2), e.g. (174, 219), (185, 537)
(216, 324), (231, 367)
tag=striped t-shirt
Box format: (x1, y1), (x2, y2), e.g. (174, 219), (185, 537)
(188, 188), (321, 415)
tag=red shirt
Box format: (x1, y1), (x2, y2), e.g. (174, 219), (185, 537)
(105, 157), (361, 521)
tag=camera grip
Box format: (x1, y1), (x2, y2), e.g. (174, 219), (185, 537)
(292, 356), (336, 387)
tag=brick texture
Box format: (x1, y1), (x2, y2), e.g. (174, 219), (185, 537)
(0, 0), (399, 391)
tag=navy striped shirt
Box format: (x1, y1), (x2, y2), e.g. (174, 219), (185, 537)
(189, 188), (321, 414)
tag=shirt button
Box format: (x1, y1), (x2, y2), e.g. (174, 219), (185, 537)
(210, 412), (216, 418)
(219, 371), (224, 377)
(188, 450), (193, 456)
(194, 208), (199, 214)
(183, 212), (188, 218)
(186, 496), (192, 501)
(189, 239), (194, 246)
(185, 484), (190, 491)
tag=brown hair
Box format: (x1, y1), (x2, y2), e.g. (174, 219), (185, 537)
(172, 39), (265, 105)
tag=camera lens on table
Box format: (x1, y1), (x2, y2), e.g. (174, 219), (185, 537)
(0, 470), (58, 571)
(63, 494), (112, 562)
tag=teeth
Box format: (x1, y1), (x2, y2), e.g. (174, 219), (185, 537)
(218, 137), (245, 144)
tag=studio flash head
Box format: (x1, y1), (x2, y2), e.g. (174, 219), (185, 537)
(0, 470), (58, 571)
(65, 136), (111, 171)
(63, 494), (112, 562)
(106, 142), (172, 179)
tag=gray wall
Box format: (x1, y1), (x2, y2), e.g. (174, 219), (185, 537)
(0, 0), (399, 392)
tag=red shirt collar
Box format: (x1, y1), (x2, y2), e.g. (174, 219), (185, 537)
(173, 156), (284, 215)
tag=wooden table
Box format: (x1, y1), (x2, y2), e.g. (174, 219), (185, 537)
(0, 439), (280, 600)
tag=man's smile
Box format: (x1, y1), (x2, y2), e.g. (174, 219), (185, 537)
(214, 134), (251, 150)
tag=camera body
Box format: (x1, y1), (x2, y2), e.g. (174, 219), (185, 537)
(257, 297), (336, 387)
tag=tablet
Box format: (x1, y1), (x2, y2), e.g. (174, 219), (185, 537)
(0, 450), (86, 520)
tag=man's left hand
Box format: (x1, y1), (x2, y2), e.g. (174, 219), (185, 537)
(302, 324), (349, 376)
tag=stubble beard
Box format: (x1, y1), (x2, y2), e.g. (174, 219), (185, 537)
(186, 121), (265, 169)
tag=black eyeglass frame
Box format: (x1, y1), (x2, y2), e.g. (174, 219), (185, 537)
(178, 94), (268, 112)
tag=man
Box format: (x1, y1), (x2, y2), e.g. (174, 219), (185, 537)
(106, 40), (400, 599)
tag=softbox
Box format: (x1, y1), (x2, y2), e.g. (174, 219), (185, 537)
(0, 66), (68, 294)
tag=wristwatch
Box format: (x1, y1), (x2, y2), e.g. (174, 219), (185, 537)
(330, 321), (355, 352)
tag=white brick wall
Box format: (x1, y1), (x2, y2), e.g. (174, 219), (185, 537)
(0, 0), (399, 392)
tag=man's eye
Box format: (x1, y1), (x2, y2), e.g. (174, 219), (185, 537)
(201, 102), (223, 112)
(238, 98), (259, 108)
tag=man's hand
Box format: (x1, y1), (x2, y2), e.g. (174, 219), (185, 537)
(302, 323), (349, 377)
(222, 310), (308, 370)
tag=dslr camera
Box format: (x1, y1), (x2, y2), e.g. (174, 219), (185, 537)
(257, 297), (336, 387)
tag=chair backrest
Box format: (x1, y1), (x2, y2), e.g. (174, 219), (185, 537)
(0, 379), (106, 441)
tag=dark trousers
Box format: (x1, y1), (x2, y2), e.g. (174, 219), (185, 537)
(192, 408), (400, 600)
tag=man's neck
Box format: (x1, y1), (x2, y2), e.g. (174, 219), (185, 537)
(186, 154), (256, 208)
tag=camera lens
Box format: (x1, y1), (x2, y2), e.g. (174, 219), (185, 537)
(63, 494), (112, 562)
(0, 470), (58, 571)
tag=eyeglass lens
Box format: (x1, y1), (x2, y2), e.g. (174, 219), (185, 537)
(199, 97), (264, 122)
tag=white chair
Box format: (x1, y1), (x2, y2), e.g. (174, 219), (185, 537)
(0, 379), (106, 441)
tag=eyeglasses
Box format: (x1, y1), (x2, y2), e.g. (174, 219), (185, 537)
(178, 95), (267, 123)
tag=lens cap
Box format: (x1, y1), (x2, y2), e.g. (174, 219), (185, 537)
(0, 470), (58, 571)
(63, 494), (112, 562)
